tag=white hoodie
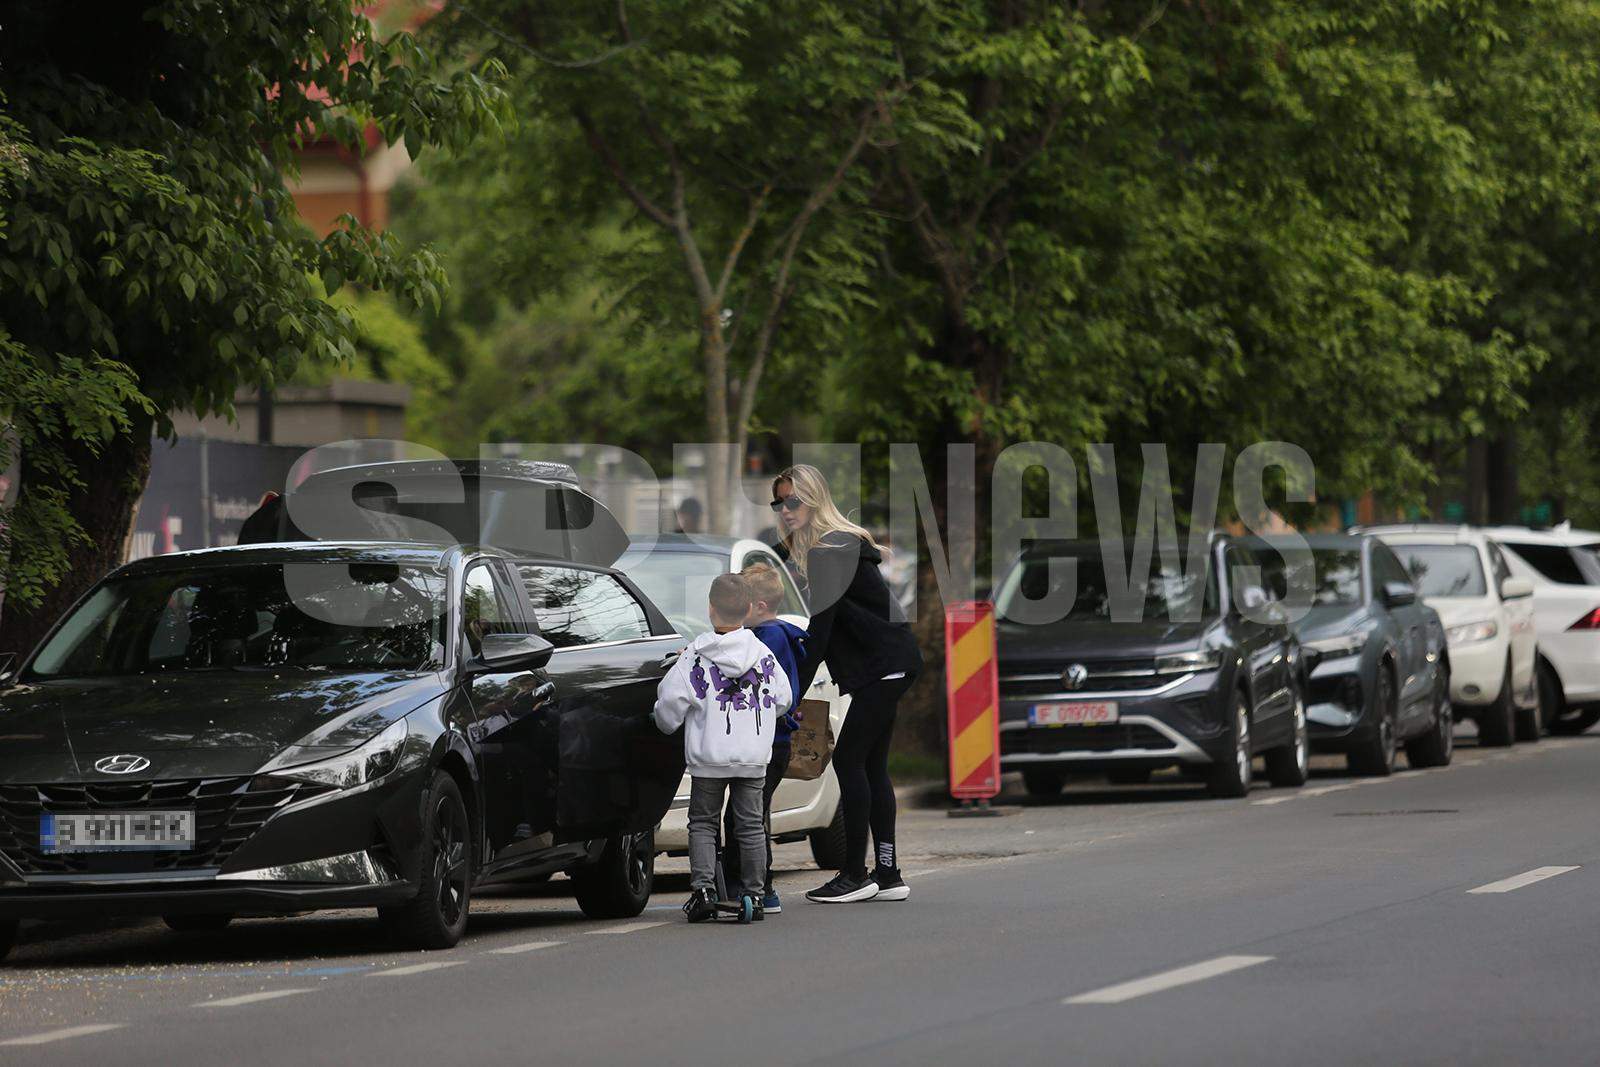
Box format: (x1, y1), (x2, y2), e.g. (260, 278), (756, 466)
(652, 628), (793, 778)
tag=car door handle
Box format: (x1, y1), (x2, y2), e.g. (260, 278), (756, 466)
(656, 652), (682, 669)
(529, 681), (556, 704)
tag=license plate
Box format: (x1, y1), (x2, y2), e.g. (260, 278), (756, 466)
(40, 810), (195, 853)
(1030, 701), (1119, 727)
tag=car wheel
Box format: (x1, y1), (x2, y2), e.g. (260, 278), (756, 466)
(379, 770), (472, 950)
(1265, 693), (1310, 788)
(808, 807), (847, 870)
(1537, 661), (1562, 732)
(0, 919), (15, 962)
(1021, 766), (1066, 798)
(1107, 767), (1152, 786)
(572, 829), (654, 920)
(163, 914), (233, 933)
(1406, 668), (1454, 768)
(1348, 666), (1398, 776)
(1550, 704), (1600, 736)
(1477, 657), (1517, 747)
(1206, 691), (1252, 798)
(1515, 666), (1544, 743)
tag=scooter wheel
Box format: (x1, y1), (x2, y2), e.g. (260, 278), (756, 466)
(738, 896), (754, 925)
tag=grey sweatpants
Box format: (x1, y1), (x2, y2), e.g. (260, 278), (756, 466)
(688, 775), (766, 897)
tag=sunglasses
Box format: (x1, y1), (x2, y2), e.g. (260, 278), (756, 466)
(769, 495), (804, 513)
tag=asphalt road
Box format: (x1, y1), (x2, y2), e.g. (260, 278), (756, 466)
(4, 729), (1599, 1065)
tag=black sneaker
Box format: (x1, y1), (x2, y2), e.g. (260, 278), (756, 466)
(871, 866), (910, 901)
(805, 871), (880, 904)
(683, 887), (717, 923)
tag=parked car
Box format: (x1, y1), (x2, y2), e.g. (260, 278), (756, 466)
(1361, 525), (1539, 744)
(992, 535), (1308, 799)
(1244, 534), (1453, 774)
(615, 535), (850, 870)
(0, 541), (685, 962)
(1480, 524), (1600, 735)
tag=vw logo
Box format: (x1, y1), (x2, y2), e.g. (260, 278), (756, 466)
(94, 754), (151, 776)
(1062, 663), (1089, 690)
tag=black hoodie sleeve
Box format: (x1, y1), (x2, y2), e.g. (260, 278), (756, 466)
(796, 534), (861, 695)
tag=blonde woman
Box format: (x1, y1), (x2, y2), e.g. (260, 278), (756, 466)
(771, 464), (922, 903)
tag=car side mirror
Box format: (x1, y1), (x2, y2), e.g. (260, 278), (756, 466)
(1236, 585), (1269, 613)
(471, 633), (554, 675)
(1381, 581), (1417, 608)
(1500, 576), (1534, 600)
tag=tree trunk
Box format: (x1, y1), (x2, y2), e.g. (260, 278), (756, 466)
(1465, 436), (1489, 524)
(1486, 430), (1519, 524)
(0, 414), (153, 658)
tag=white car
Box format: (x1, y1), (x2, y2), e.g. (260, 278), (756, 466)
(615, 535), (849, 869)
(1362, 525), (1539, 744)
(1481, 524), (1600, 735)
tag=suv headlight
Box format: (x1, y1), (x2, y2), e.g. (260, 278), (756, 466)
(1304, 634), (1367, 658)
(1446, 620), (1498, 645)
(1156, 650), (1223, 673)
(280, 718), (408, 790)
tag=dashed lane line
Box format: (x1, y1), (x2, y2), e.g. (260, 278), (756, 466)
(0, 1024), (124, 1047)
(1467, 866), (1580, 894)
(487, 940), (566, 955)
(369, 960), (468, 977)
(197, 988), (317, 1008)
(1065, 955), (1274, 1005)
(588, 921), (667, 935)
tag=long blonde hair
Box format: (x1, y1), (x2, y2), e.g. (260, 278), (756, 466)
(773, 464), (879, 577)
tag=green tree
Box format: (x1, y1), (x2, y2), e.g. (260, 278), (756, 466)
(0, 0), (506, 652)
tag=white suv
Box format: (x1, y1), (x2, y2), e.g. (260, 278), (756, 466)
(1481, 524), (1600, 735)
(1362, 525), (1539, 744)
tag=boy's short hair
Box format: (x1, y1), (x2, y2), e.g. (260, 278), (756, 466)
(740, 562), (785, 610)
(708, 571), (753, 622)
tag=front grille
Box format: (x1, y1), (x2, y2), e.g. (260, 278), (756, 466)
(1000, 660), (1188, 696)
(1001, 724), (1175, 756)
(0, 776), (332, 875)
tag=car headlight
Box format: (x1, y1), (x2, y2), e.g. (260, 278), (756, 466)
(280, 718), (408, 790)
(1303, 634), (1367, 658)
(1446, 620), (1498, 645)
(1156, 650), (1223, 673)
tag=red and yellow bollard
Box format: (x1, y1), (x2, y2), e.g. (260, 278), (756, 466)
(945, 600), (1001, 803)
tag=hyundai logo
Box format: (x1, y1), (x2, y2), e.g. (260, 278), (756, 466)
(1062, 663), (1089, 690)
(94, 754), (151, 775)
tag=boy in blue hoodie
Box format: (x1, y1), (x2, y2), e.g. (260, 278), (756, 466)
(723, 562), (808, 914)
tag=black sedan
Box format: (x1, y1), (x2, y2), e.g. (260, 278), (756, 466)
(1245, 534), (1453, 774)
(0, 541), (686, 959)
(994, 535), (1308, 799)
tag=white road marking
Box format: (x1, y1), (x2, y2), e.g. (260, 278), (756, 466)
(1303, 783), (1359, 797)
(488, 940), (566, 955)
(1251, 795), (1296, 806)
(197, 988), (317, 1008)
(0, 1024), (124, 1046)
(1065, 955), (1273, 1005)
(370, 960), (467, 977)
(1468, 866), (1580, 894)
(589, 921), (667, 934)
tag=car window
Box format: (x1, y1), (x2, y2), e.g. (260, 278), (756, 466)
(740, 549), (807, 616)
(1500, 542), (1596, 586)
(1255, 547), (1362, 606)
(462, 563), (516, 658)
(517, 565), (651, 648)
(1372, 546), (1412, 592)
(1391, 544), (1487, 597)
(995, 548), (1218, 623)
(618, 551), (727, 638)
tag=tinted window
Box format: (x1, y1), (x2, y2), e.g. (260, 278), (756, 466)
(1256, 548), (1363, 606)
(995, 550), (1218, 623)
(1391, 545), (1486, 597)
(517, 565), (650, 647)
(29, 563), (447, 678)
(620, 552), (728, 638)
(740, 550), (807, 617)
(1372, 546), (1411, 591)
(1501, 542), (1596, 586)
(462, 563), (516, 658)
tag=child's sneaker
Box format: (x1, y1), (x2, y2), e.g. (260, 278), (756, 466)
(683, 887), (717, 923)
(762, 889), (782, 914)
(871, 866), (910, 901)
(805, 871), (880, 903)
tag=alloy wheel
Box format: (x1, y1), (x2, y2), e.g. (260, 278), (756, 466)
(1293, 698), (1309, 778)
(1234, 700), (1251, 784)
(1437, 681), (1454, 762)
(623, 832), (650, 897)
(433, 793), (470, 928)
(1378, 673), (1397, 770)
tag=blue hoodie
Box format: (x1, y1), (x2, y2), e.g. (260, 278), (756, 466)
(748, 618), (808, 743)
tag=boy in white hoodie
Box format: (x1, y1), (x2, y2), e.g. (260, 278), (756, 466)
(653, 573), (793, 922)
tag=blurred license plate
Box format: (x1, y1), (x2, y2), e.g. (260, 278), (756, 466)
(41, 810), (194, 853)
(1031, 702), (1119, 727)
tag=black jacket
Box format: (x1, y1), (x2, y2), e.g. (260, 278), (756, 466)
(779, 533), (921, 695)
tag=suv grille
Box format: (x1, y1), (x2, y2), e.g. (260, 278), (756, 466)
(1001, 724), (1175, 755)
(0, 776), (332, 875)
(1000, 660), (1189, 696)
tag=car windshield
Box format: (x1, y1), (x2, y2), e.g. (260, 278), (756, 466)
(26, 562), (448, 679)
(996, 551), (1218, 623)
(1256, 548), (1363, 606)
(621, 552), (727, 638)
(1391, 545), (1486, 597)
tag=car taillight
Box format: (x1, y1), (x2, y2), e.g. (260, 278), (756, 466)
(1569, 607), (1600, 631)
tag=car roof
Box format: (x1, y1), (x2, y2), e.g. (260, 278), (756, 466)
(306, 457), (579, 486)
(626, 533), (744, 552)
(1357, 524), (1485, 546)
(1018, 533), (1223, 557)
(1241, 532), (1370, 551)
(1479, 524), (1600, 547)
(115, 540), (479, 577)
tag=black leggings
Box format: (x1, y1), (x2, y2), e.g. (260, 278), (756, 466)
(833, 673), (916, 878)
